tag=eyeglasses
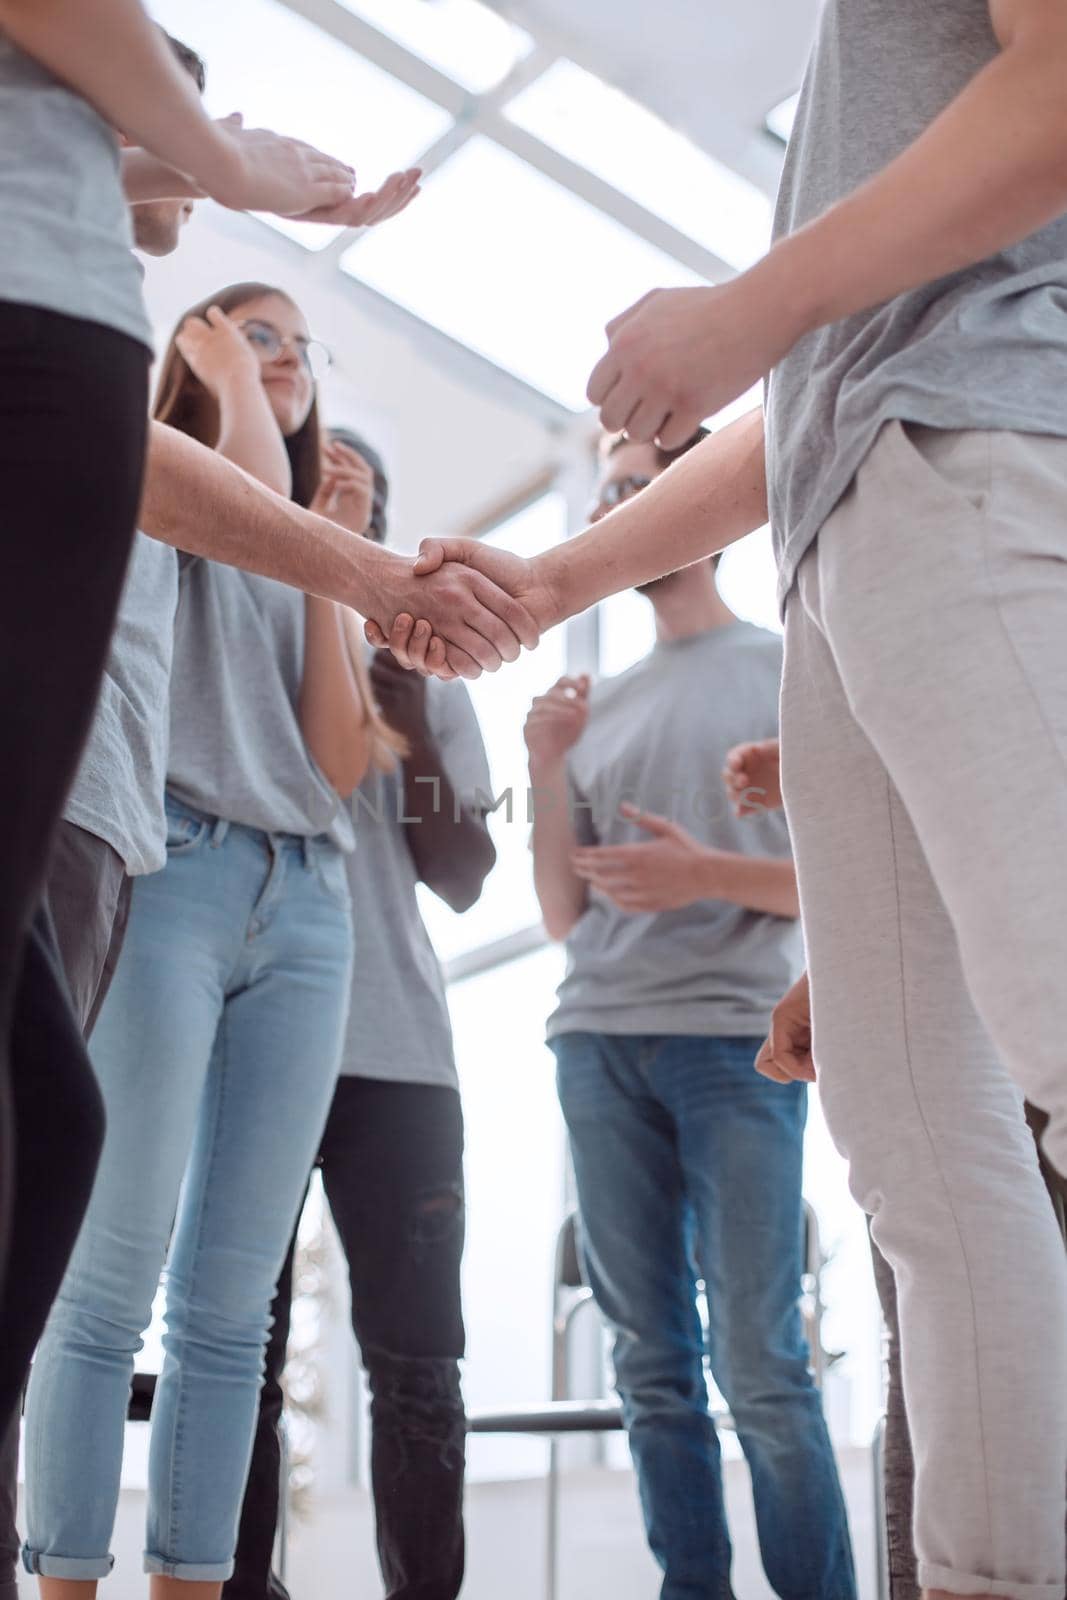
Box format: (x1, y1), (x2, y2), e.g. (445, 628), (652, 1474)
(238, 319), (332, 383)
(591, 473), (653, 517)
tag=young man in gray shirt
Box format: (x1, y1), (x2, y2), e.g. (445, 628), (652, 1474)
(525, 433), (855, 1600)
(395, 6), (1067, 1594)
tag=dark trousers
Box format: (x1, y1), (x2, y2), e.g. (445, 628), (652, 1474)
(226, 1077), (467, 1600)
(872, 1101), (1067, 1600)
(0, 826), (134, 1598)
(0, 302), (148, 1412)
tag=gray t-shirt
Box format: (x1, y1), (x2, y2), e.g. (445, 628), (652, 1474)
(64, 534), (179, 877)
(0, 34), (152, 347)
(766, 0), (1067, 609)
(547, 623), (801, 1041)
(167, 560), (354, 849)
(338, 674), (492, 1086)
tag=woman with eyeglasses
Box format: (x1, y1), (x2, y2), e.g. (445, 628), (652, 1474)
(22, 282), (397, 1600)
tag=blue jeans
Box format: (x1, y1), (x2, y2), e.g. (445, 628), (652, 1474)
(552, 1032), (857, 1600)
(23, 797), (353, 1582)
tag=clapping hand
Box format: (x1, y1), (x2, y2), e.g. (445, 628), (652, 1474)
(722, 738), (783, 816)
(311, 440), (376, 536)
(571, 804), (714, 914)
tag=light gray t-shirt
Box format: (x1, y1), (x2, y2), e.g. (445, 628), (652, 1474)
(766, 0), (1067, 609)
(64, 534), (179, 876)
(547, 623), (801, 1042)
(0, 34), (152, 347)
(338, 674), (492, 1087)
(167, 560), (354, 849)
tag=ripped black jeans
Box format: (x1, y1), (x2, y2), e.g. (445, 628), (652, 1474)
(225, 1077), (466, 1600)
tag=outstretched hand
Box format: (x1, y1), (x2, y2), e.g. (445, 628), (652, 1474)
(365, 537), (560, 679)
(360, 544), (542, 682)
(571, 804), (714, 914)
(293, 167), (421, 227)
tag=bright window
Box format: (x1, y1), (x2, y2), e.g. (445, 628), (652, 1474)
(506, 60), (774, 271)
(342, 137), (704, 408)
(766, 91), (801, 146)
(149, 0), (451, 249)
(334, 0), (532, 93)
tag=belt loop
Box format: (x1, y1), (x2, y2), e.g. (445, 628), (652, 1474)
(210, 817), (230, 849)
(302, 836), (313, 869)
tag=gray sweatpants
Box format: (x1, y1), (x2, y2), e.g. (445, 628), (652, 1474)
(780, 420), (1067, 1599)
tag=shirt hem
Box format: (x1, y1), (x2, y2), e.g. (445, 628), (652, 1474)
(546, 1012), (773, 1043)
(61, 801), (163, 879)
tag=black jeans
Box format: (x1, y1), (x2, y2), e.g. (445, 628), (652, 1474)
(226, 1077), (467, 1600)
(0, 303), (148, 1404)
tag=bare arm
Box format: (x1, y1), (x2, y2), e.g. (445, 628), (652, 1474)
(589, 0), (1067, 445)
(300, 598), (371, 798)
(525, 678), (592, 940)
(120, 146), (202, 203)
(368, 652), (495, 913)
(771, 0), (1067, 336)
(400, 408), (768, 657)
(140, 424), (540, 675)
(0, 0), (353, 214)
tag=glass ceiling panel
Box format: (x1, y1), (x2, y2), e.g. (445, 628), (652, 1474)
(334, 0), (532, 94)
(342, 137), (704, 409)
(505, 60), (773, 272)
(149, 0), (452, 250)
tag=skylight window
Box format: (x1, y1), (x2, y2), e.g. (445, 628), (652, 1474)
(149, 0), (451, 249)
(334, 0), (532, 94)
(505, 60), (773, 272)
(765, 92), (801, 146)
(341, 137), (703, 409)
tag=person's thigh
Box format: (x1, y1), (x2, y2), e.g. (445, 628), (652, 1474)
(44, 822), (128, 1033)
(148, 842), (352, 1574)
(0, 305), (148, 1308)
(320, 1078), (466, 1361)
(553, 1033), (704, 1403)
(818, 421), (1067, 1176)
(661, 1036), (808, 1398)
(781, 556), (1067, 1600)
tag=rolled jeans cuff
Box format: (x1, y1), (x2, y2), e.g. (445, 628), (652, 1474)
(144, 1552), (236, 1581)
(22, 1547), (114, 1579)
(919, 1561), (1065, 1600)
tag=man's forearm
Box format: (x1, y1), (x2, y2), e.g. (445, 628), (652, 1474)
(762, 4), (1067, 340)
(699, 852), (800, 919)
(0, 0), (234, 193)
(141, 422), (393, 610)
(529, 761), (588, 939)
(538, 408), (766, 625)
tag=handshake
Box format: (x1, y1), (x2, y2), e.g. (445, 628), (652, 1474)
(358, 536), (563, 682)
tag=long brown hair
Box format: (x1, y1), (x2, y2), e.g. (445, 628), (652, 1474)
(154, 281), (322, 507)
(156, 281), (406, 774)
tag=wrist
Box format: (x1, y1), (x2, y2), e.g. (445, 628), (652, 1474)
(533, 548), (581, 629)
(195, 126), (248, 207)
(528, 753), (570, 786)
(748, 234), (832, 350)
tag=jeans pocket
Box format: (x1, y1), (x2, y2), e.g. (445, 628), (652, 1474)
(164, 806), (208, 857)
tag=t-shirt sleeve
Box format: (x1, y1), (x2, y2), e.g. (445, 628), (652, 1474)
(427, 682), (494, 815)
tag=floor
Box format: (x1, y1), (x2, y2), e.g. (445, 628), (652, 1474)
(15, 1445), (878, 1599)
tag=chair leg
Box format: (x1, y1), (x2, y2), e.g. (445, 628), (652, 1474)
(546, 1436), (560, 1600)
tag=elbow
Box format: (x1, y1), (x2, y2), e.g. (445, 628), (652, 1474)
(432, 835), (497, 915)
(541, 902), (581, 942)
(322, 749), (370, 800)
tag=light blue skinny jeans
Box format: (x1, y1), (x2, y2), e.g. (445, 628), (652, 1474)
(23, 796), (353, 1581)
